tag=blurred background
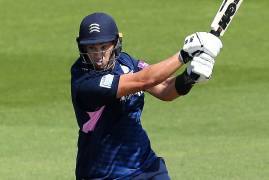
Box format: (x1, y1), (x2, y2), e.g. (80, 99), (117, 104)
(0, 0), (269, 179)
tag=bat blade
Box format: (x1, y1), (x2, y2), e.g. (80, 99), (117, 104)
(210, 0), (244, 37)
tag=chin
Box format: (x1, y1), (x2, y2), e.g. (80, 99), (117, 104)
(95, 64), (104, 70)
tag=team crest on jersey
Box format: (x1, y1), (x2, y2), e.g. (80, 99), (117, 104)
(89, 23), (101, 33)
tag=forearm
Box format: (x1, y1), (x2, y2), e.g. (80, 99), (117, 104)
(117, 53), (183, 97)
(147, 70), (195, 101)
(147, 77), (179, 101)
(135, 53), (182, 88)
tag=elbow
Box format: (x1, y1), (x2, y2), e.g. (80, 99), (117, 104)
(164, 97), (176, 101)
(159, 96), (178, 102)
(156, 91), (181, 101)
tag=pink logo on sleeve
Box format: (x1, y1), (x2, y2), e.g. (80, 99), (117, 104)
(137, 60), (149, 70)
(82, 106), (105, 133)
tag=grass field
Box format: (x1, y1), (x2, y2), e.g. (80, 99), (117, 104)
(1, 0), (269, 179)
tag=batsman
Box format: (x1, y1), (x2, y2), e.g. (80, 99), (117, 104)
(71, 12), (222, 180)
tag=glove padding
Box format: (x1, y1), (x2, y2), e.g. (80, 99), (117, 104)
(187, 53), (215, 83)
(180, 32), (222, 63)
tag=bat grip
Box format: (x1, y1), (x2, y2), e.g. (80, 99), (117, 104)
(210, 30), (221, 37)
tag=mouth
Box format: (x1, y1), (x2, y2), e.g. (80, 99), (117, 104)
(95, 59), (103, 66)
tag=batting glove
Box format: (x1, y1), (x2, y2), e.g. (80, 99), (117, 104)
(187, 53), (215, 83)
(179, 32), (222, 64)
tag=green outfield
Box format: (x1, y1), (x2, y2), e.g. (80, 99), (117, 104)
(1, 0), (269, 179)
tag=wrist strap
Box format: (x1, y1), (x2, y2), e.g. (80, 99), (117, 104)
(175, 70), (195, 95)
(179, 50), (192, 64)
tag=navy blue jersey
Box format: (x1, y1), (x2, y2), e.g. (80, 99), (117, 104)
(71, 52), (157, 179)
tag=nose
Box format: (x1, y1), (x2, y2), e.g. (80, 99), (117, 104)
(91, 51), (103, 60)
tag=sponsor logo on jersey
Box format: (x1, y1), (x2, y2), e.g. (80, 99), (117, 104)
(100, 74), (114, 89)
(120, 91), (143, 101)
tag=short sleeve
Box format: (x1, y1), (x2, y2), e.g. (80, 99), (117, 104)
(117, 52), (149, 73)
(75, 73), (120, 111)
(137, 60), (150, 71)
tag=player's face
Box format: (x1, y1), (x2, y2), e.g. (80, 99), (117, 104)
(86, 42), (114, 70)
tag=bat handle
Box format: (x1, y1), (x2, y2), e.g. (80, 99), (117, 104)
(210, 30), (221, 37)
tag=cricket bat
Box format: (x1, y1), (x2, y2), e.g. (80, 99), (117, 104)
(210, 0), (244, 37)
